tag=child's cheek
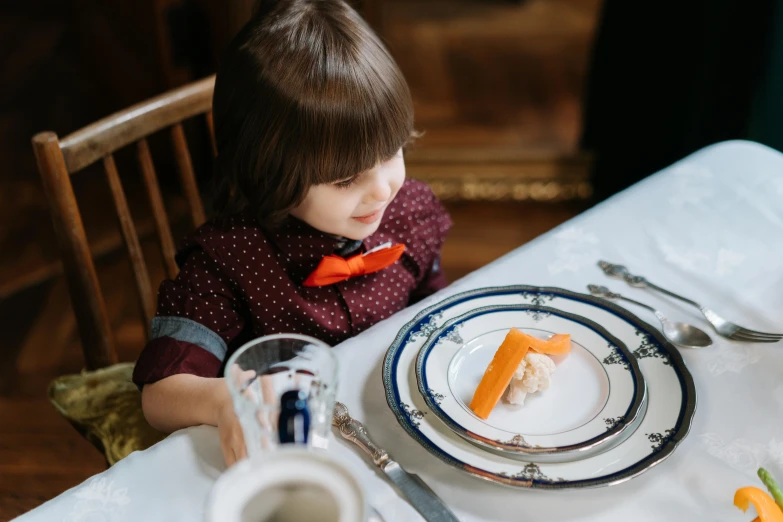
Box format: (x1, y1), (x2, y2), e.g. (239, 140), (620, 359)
(394, 164), (406, 194)
(333, 191), (357, 221)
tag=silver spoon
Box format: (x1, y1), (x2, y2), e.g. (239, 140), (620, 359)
(588, 285), (713, 348)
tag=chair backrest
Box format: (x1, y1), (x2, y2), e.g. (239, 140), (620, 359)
(32, 75), (216, 370)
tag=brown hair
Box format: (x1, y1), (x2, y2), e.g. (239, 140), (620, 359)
(211, 0), (415, 226)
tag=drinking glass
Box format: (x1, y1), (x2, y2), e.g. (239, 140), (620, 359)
(224, 333), (338, 455)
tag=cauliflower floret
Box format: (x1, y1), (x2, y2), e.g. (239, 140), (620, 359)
(512, 358), (527, 381)
(520, 352), (556, 391)
(505, 352), (557, 405)
(505, 378), (529, 404)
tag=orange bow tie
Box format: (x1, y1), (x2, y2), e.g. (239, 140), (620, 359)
(303, 244), (405, 287)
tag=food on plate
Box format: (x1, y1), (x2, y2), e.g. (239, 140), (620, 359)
(734, 486), (783, 522)
(522, 332), (571, 355)
(505, 351), (557, 406)
(505, 332), (571, 406)
(470, 329), (572, 418)
(469, 328), (530, 419)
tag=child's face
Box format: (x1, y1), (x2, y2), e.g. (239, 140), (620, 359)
(291, 149), (406, 240)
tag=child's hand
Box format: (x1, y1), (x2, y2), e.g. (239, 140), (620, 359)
(217, 400), (247, 467)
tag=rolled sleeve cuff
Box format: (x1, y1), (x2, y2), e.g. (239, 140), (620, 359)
(150, 316), (228, 360)
(132, 317), (228, 389)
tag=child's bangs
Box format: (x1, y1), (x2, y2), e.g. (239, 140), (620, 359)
(295, 65), (415, 186)
(211, 0), (417, 225)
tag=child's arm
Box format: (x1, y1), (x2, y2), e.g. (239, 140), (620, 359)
(141, 374), (228, 431)
(133, 242), (249, 464)
(141, 374), (247, 465)
(133, 245), (246, 389)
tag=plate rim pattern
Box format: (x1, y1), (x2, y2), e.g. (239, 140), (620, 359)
(382, 285), (697, 490)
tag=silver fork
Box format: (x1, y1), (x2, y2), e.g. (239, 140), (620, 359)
(598, 261), (782, 343)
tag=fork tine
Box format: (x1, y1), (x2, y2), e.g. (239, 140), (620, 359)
(730, 328), (780, 340)
(735, 327), (783, 339)
(729, 331), (781, 343)
(730, 335), (779, 344)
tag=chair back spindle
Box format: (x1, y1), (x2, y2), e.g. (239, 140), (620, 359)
(32, 75), (216, 369)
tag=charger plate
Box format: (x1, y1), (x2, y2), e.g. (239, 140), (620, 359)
(383, 285), (696, 489)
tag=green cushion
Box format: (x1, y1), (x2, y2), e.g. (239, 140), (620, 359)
(48, 363), (167, 465)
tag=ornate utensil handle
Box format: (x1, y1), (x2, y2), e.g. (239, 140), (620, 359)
(332, 401), (390, 467)
(597, 261), (650, 287)
(587, 284), (620, 299)
(588, 284), (659, 316)
(598, 260), (702, 308)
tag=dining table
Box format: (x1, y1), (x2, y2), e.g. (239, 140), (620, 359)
(14, 139), (783, 522)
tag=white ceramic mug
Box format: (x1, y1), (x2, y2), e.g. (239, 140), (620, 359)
(204, 448), (367, 522)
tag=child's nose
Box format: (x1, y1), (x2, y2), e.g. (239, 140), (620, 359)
(368, 178), (391, 202)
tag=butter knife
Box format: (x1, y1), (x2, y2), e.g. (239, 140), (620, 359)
(332, 402), (460, 522)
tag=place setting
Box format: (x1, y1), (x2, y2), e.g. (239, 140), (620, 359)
(368, 258), (780, 506)
(199, 254), (783, 521)
(382, 281), (697, 492)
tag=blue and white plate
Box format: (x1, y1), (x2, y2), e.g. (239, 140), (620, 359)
(416, 305), (647, 463)
(383, 286), (696, 490)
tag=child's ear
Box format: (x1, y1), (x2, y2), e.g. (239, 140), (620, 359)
(403, 129), (424, 152)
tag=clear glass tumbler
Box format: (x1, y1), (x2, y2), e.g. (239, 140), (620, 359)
(224, 333), (338, 455)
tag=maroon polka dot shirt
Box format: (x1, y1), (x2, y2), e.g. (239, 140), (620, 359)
(132, 179), (451, 388)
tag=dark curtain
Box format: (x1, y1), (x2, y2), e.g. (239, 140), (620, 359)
(580, 0), (783, 200)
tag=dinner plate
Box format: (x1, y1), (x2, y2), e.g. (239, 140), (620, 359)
(416, 305), (647, 462)
(383, 286), (696, 489)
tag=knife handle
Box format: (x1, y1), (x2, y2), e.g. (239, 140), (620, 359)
(332, 402), (390, 467)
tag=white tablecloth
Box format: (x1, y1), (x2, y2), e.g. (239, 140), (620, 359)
(16, 140), (783, 522)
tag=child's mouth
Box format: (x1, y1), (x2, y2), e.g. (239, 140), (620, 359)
(352, 208), (384, 225)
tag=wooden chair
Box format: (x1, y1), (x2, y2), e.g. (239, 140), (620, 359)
(33, 75), (216, 370)
(32, 76), (217, 464)
(29, 3), (384, 465)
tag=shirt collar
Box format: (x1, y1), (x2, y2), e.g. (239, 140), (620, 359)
(264, 215), (395, 284)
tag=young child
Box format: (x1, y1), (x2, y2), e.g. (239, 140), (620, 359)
(133, 0), (451, 465)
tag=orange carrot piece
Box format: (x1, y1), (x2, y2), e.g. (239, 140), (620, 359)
(735, 487), (783, 522)
(469, 328), (530, 419)
(524, 332), (571, 355)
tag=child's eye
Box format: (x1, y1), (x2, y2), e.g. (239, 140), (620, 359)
(334, 177), (357, 189)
